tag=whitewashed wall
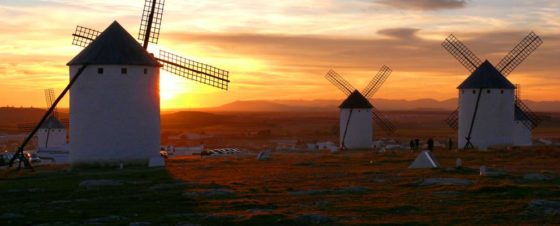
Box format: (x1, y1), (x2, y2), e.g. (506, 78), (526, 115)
(513, 121), (532, 146)
(37, 128), (66, 148)
(69, 65), (160, 164)
(458, 88), (514, 150)
(339, 108), (373, 149)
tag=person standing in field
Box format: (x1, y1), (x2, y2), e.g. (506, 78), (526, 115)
(409, 140), (415, 151)
(414, 139), (420, 150)
(427, 138), (434, 152)
(448, 138), (453, 151)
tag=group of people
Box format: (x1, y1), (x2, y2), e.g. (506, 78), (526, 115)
(409, 138), (454, 151)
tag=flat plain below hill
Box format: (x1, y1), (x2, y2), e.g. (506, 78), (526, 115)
(2, 147), (560, 225)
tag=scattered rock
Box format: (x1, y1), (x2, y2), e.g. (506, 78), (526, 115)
(290, 186), (369, 196)
(418, 178), (474, 186)
(296, 214), (334, 224)
(456, 158), (462, 168)
(149, 182), (185, 191)
(84, 215), (127, 224)
(523, 173), (554, 181)
(0, 213), (23, 219)
(175, 223), (200, 226)
(256, 151), (271, 161)
(528, 199), (560, 215)
(432, 191), (463, 197)
(79, 179), (123, 189)
(129, 222), (151, 226)
(480, 166), (507, 177)
(183, 188), (235, 198)
(246, 208), (275, 214)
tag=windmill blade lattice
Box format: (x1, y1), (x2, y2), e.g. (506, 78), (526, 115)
(372, 106), (396, 134)
(445, 108), (459, 129)
(325, 70), (356, 96)
(70, 25), (230, 90)
(44, 88), (58, 117)
(442, 34), (482, 72)
(72, 26), (101, 48)
(497, 32), (543, 76)
(515, 100), (541, 130)
(158, 50), (230, 90)
(362, 65), (392, 98)
(138, 0), (165, 46)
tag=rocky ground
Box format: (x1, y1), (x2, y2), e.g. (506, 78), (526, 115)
(1, 147), (560, 225)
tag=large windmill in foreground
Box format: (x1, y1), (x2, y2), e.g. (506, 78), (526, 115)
(9, 0), (230, 167)
(325, 66), (396, 150)
(442, 32), (542, 150)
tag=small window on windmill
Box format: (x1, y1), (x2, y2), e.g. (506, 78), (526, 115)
(97, 67), (104, 74)
(121, 68), (127, 74)
(144, 68), (148, 74)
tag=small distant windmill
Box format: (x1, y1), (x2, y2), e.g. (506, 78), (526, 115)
(37, 88), (67, 149)
(16, 89), (67, 147)
(9, 0), (230, 168)
(325, 66), (396, 150)
(442, 32), (542, 150)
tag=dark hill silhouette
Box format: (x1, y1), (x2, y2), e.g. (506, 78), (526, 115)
(203, 98), (559, 112)
(161, 111), (234, 129)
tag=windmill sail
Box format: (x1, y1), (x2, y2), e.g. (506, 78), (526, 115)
(158, 50), (230, 90)
(372, 106), (396, 135)
(497, 32), (543, 77)
(362, 65), (392, 98)
(138, 0), (165, 46)
(442, 34), (482, 73)
(325, 70), (356, 96)
(71, 25), (230, 90)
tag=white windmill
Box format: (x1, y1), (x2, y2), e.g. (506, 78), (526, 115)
(37, 89), (66, 149)
(8, 0), (231, 167)
(442, 32), (542, 150)
(325, 66), (396, 150)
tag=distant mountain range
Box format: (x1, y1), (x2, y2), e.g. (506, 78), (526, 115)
(198, 98), (560, 112)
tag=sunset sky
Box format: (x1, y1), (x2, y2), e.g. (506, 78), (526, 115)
(0, 0), (558, 109)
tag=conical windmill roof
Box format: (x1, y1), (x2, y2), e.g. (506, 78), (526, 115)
(67, 21), (160, 67)
(40, 115), (65, 129)
(457, 60), (516, 89)
(339, 90), (373, 109)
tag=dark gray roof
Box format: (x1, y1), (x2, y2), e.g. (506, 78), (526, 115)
(40, 115), (65, 129)
(339, 90), (373, 109)
(514, 103), (529, 121)
(457, 60), (516, 89)
(67, 21), (160, 67)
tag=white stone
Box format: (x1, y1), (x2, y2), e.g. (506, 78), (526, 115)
(409, 151), (440, 169)
(480, 165), (487, 176)
(455, 158), (462, 168)
(256, 151), (271, 160)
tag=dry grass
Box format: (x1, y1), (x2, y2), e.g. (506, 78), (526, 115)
(166, 147), (560, 225)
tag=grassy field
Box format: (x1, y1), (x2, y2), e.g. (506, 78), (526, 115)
(1, 147), (560, 225)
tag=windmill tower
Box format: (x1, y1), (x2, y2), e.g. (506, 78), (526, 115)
(7, 0), (230, 167)
(442, 32), (542, 150)
(325, 66), (396, 150)
(37, 88), (66, 149)
(65, 0), (230, 164)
